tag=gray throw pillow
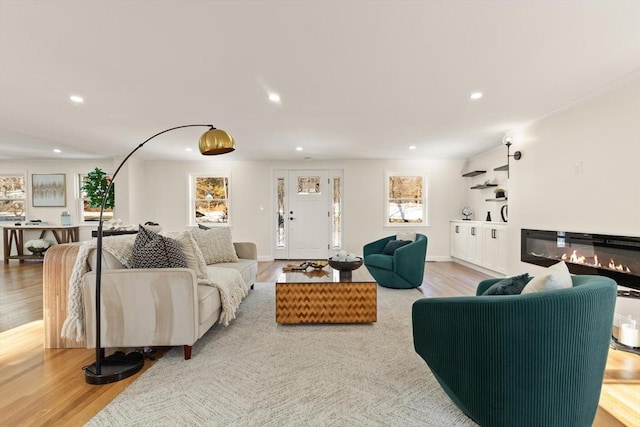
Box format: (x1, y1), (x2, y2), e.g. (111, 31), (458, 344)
(482, 273), (530, 295)
(132, 225), (188, 269)
(382, 239), (411, 255)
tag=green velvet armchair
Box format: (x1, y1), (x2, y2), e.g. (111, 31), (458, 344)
(363, 234), (427, 289)
(412, 275), (617, 427)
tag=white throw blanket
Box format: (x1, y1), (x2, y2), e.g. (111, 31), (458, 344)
(201, 267), (249, 326)
(61, 236), (248, 341)
(61, 235), (137, 340)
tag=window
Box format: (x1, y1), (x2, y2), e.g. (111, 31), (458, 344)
(297, 176), (321, 194)
(79, 173), (114, 222)
(385, 172), (427, 226)
(192, 174), (230, 225)
(276, 177), (285, 248)
(0, 175), (26, 221)
(331, 176), (342, 248)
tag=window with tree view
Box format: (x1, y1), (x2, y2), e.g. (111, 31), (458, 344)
(385, 173), (427, 226)
(194, 176), (229, 224)
(80, 172), (114, 222)
(0, 175), (26, 221)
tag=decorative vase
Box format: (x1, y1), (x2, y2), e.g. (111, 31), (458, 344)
(486, 211), (492, 222)
(495, 191), (505, 199)
(501, 205), (508, 222)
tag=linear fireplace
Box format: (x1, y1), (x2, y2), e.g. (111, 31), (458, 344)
(521, 229), (640, 291)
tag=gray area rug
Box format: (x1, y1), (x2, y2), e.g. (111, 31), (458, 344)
(87, 283), (476, 426)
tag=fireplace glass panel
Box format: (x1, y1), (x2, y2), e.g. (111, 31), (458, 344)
(521, 229), (640, 291)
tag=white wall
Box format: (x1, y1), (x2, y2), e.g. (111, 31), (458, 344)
(139, 158), (466, 260)
(1, 157), (466, 261)
(460, 146), (509, 223)
(7, 74), (636, 264)
(507, 73), (640, 276)
(0, 159), (116, 255)
(451, 73), (640, 282)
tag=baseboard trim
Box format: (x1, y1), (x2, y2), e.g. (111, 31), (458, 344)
(450, 257), (506, 277)
(426, 256), (452, 262)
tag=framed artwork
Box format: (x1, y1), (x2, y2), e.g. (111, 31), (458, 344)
(32, 173), (66, 207)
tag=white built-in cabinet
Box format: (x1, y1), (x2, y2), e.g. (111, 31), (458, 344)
(450, 220), (508, 274)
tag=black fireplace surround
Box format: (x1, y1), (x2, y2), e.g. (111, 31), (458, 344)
(521, 229), (640, 291)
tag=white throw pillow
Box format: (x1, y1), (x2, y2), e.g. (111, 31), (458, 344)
(521, 261), (573, 294)
(396, 232), (416, 242)
(547, 261), (572, 289)
(162, 231), (209, 279)
(190, 227), (239, 264)
(521, 274), (554, 294)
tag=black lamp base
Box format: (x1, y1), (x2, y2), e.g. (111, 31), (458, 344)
(84, 351), (144, 385)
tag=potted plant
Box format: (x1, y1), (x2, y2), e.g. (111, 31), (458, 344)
(494, 188), (506, 199)
(82, 167), (115, 209)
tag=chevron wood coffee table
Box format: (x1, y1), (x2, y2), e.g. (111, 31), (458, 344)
(275, 267), (377, 324)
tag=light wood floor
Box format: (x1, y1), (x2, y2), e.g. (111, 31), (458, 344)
(1, 261), (638, 426)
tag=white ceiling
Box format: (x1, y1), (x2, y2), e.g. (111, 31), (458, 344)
(1, 1), (639, 162)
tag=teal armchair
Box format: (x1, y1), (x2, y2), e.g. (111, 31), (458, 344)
(363, 234), (427, 289)
(412, 275), (617, 427)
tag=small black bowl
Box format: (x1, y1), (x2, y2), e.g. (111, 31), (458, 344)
(328, 257), (363, 280)
(328, 257), (363, 271)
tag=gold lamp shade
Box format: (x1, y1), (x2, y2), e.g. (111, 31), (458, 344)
(199, 128), (235, 155)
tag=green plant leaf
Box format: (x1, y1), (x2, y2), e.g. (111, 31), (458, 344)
(82, 167), (115, 209)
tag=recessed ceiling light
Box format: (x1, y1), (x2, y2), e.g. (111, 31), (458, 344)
(69, 95), (84, 103)
(185, 147), (193, 152)
(296, 147), (303, 151)
(470, 92), (483, 100)
(53, 148), (62, 153)
(269, 93), (281, 104)
(409, 145), (416, 150)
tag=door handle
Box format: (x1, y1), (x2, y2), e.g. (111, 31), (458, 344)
(289, 217), (295, 221)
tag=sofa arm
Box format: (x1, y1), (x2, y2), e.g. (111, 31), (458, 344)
(82, 268), (200, 348)
(234, 242), (257, 260)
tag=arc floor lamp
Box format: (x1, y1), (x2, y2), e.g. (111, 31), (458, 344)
(84, 124), (235, 385)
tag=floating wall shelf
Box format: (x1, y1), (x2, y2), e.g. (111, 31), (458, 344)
(462, 170), (486, 177)
(486, 198), (508, 202)
(493, 165), (509, 171)
(470, 184), (498, 189)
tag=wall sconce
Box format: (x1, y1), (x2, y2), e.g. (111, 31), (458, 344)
(502, 135), (522, 178)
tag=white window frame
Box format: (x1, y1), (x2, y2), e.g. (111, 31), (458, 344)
(189, 172), (232, 227)
(384, 171), (428, 227)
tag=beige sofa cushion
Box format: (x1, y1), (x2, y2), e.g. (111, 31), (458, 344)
(190, 227), (239, 264)
(162, 230), (209, 279)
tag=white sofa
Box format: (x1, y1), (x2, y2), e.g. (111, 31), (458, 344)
(76, 230), (257, 360)
(81, 242), (256, 359)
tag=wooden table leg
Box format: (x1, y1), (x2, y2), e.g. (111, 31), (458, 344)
(50, 229), (63, 244)
(2, 228), (8, 263)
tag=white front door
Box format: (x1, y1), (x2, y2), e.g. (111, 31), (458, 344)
(287, 170), (329, 259)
